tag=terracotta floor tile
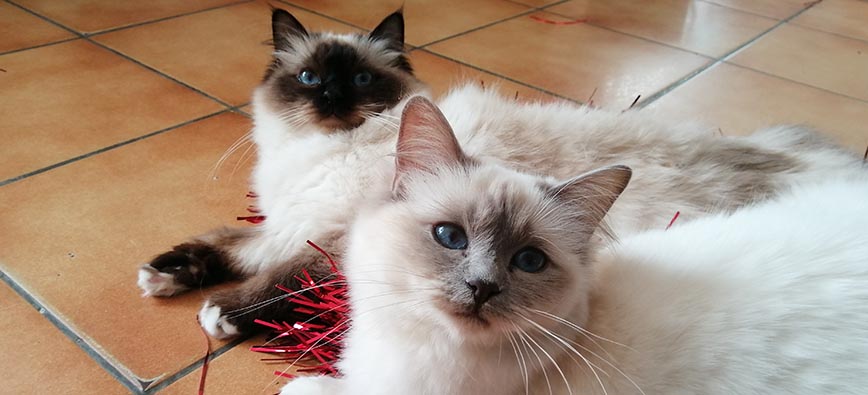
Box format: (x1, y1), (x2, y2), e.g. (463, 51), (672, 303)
(0, 113), (255, 385)
(94, 1), (357, 107)
(647, 62), (868, 151)
(731, 24), (868, 102)
(427, 12), (710, 109)
(507, 0), (564, 6)
(548, 0), (777, 57)
(699, 0), (807, 19)
(409, 50), (559, 102)
(792, 0), (868, 42)
(0, 281), (129, 393)
(284, 0), (531, 46)
(0, 2), (74, 53)
(14, 0), (243, 34)
(0, 40), (222, 183)
(161, 336), (292, 395)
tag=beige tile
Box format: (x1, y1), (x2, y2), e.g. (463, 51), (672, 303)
(428, 12), (710, 109)
(792, 0), (868, 42)
(507, 0), (563, 6)
(0, 2), (74, 53)
(284, 0), (530, 46)
(647, 62), (868, 151)
(0, 113), (255, 383)
(549, 0), (777, 57)
(94, 1), (357, 106)
(15, 0), (242, 33)
(0, 282), (129, 393)
(731, 24), (868, 102)
(409, 50), (559, 102)
(700, 0), (807, 19)
(161, 336), (292, 395)
(0, 40), (222, 182)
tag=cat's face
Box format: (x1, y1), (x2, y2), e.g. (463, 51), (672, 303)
(345, 98), (631, 344)
(258, 9), (420, 131)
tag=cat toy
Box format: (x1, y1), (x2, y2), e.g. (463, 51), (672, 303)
(249, 241), (350, 378)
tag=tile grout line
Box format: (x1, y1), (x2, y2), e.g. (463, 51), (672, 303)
(142, 336), (250, 394)
(0, 36), (80, 57)
(634, 1), (823, 108)
(0, 108), (228, 186)
(88, 0), (254, 36)
(4, 0), (237, 110)
(727, 62), (868, 105)
(417, 0), (571, 49)
(413, 48), (578, 103)
(0, 270), (146, 394)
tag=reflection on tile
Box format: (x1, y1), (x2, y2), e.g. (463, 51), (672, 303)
(428, 12), (710, 109)
(14, 0), (242, 33)
(0, 40), (221, 182)
(792, 0), (868, 42)
(700, 0), (806, 19)
(549, 0), (776, 57)
(0, 282), (129, 393)
(0, 113), (254, 381)
(647, 62), (868, 151)
(731, 24), (868, 102)
(161, 336), (290, 395)
(94, 1), (358, 106)
(0, 2), (74, 53)
(409, 50), (558, 102)
(284, 0), (530, 46)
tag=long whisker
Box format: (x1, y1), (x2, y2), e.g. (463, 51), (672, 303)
(515, 325), (553, 395)
(517, 322), (573, 395)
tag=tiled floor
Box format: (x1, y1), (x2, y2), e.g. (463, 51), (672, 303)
(1, 0), (866, 393)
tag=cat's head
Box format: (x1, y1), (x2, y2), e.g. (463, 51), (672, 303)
(256, 8), (422, 132)
(345, 97), (631, 344)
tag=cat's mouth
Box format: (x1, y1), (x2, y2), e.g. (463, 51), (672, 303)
(316, 113), (366, 131)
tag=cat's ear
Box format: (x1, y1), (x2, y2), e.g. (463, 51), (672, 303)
(369, 10), (406, 52)
(550, 165), (632, 236)
(393, 97), (468, 193)
(272, 8), (308, 51)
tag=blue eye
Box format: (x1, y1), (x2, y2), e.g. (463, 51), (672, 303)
(298, 70), (321, 86)
(511, 248), (547, 273)
(353, 71), (372, 86)
(433, 223), (468, 250)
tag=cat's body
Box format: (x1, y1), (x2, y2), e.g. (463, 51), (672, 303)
(280, 98), (868, 395)
(138, 11), (863, 338)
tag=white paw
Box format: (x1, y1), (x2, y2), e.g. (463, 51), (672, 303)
(198, 301), (240, 339)
(279, 375), (341, 395)
(137, 265), (187, 297)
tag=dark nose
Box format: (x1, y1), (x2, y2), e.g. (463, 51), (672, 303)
(322, 87), (342, 103)
(466, 279), (501, 308)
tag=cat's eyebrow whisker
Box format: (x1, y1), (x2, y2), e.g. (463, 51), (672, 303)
(518, 314), (611, 395)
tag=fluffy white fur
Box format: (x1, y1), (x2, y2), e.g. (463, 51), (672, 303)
(282, 175), (868, 395)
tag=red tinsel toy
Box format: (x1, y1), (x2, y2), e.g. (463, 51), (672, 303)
(249, 240), (350, 378)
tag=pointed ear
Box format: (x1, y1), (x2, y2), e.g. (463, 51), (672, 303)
(272, 8), (308, 51)
(393, 97), (467, 192)
(550, 165), (632, 237)
(369, 10), (405, 52)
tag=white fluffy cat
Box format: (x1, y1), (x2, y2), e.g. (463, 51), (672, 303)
(280, 97), (868, 395)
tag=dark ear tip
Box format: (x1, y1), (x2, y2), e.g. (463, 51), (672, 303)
(271, 7), (289, 17)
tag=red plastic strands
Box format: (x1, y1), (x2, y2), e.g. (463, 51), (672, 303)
(250, 241), (350, 378)
(665, 211), (681, 231)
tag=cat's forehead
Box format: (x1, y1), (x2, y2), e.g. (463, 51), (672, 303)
(274, 33), (404, 71)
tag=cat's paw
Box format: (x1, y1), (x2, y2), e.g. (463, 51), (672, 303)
(138, 265), (187, 297)
(279, 375), (341, 395)
(198, 301), (240, 339)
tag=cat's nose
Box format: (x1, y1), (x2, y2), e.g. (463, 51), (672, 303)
(466, 279), (501, 308)
(323, 87), (342, 102)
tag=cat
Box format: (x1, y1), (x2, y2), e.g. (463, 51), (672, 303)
(140, 64), (863, 338)
(137, 7), (427, 335)
(279, 96), (868, 395)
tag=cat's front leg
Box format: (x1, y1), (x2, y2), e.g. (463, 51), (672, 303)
(279, 375), (343, 395)
(198, 250), (333, 338)
(137, 227), (258, 297)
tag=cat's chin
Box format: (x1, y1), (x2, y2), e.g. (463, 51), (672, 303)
(315, 114), (366, 131)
